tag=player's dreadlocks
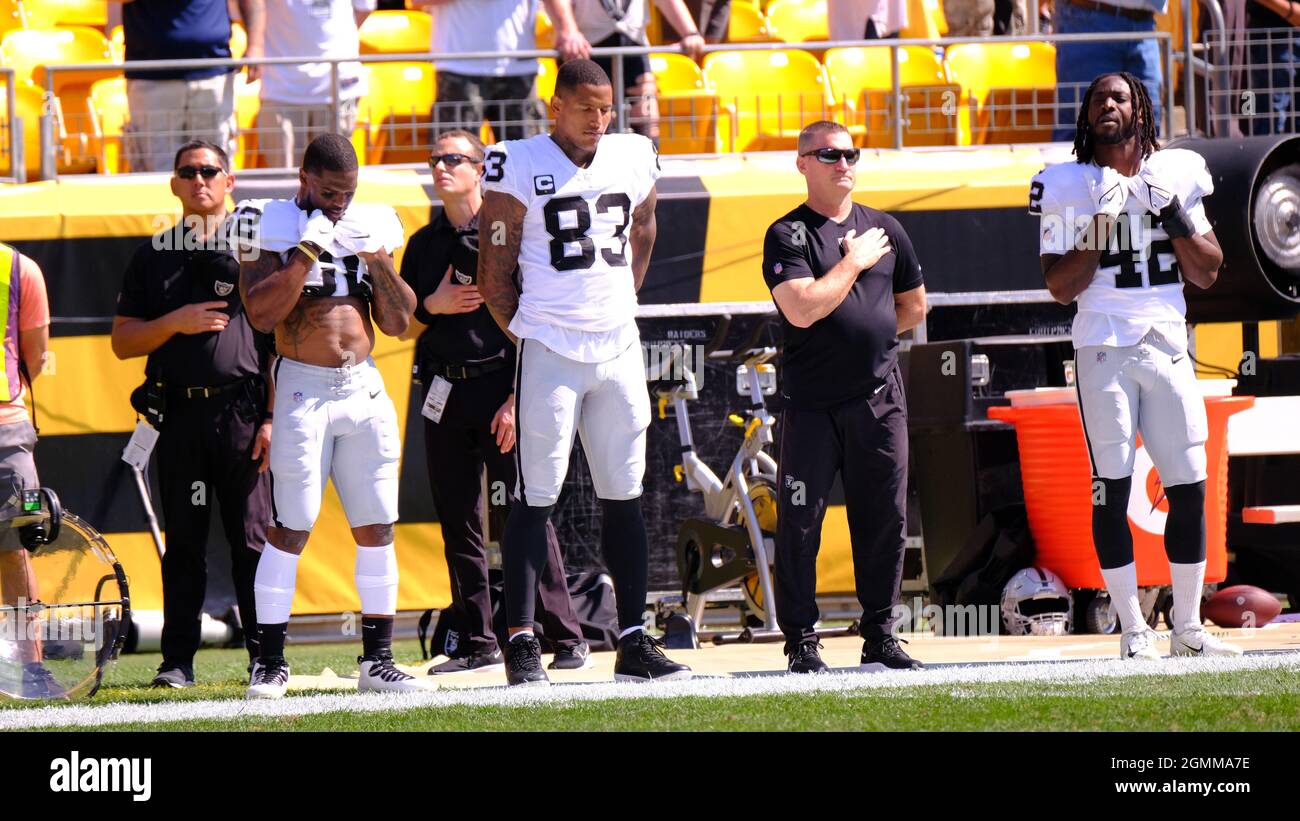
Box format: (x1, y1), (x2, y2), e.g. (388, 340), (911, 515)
(1072, 72), (1160, 164)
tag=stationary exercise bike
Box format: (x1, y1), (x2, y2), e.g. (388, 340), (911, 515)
(652, 314), (784, 645)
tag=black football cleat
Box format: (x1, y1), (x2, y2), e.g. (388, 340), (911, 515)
(548, 641), (593, 670)
(505, 634), (550, 687)
(786, 639), (829, 674)
(614, 631), (692, 682)
(860, 636), (924, 670)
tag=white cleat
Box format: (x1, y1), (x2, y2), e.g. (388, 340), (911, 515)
(245, 658), (290, 700)
(1170, 626), (1244, 657)
(358, 654), (432, 693)
(1120, 628), (1162, 661)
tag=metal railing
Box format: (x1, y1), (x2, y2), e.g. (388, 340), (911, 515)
(1202, 26), (1300, 138)
(30, 30), (1182, 179)
(1, 67), (23, 184)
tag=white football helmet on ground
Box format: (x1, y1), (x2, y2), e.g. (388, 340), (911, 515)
(1001, 567), (1074, 636)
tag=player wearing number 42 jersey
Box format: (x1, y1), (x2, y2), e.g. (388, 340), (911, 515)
(477, 59), (690, 686)
(1031, 72), (1239, 661)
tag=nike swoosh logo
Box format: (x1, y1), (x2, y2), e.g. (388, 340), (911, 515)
(1172, 355), (1185, 364)
(370, 390), (381, 399)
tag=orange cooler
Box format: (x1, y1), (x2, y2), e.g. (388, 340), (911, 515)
(987, 392), (1253, 589)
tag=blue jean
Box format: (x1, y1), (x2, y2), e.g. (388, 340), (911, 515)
(1247, 28), (1300, 136)
(1052, 2), (1164, 142)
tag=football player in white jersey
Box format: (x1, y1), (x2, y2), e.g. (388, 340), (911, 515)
(1032, 72), (1240, 660)
(235, 134), (426, 698)
(478, 59), (691, 685)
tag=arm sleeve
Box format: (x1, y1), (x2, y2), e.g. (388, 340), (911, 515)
(401, 228), (437, 327)
(17, 256), (50, 331)
(761, 220), (816, 293)
(114, 243), (153, 319)
(480, 142), (529, 207)
(887, 218), (924, 294)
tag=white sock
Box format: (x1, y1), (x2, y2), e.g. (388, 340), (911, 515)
(509, 629), (535, 642)
(1169, 561), (1207, 634)
(355, 543), (398, 616)
(618, 625), (645, 641)
(1100, 563), (1146, 634)
(254, 543), (301, 624)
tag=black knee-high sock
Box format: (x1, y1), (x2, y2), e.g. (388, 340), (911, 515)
(503, 503), (554, 632)
(259, 623), (288, 660)
(362, 616), (393, 658)
(1092, 476), (1134, 569)
(600, 498), (650, 632)
(1163, 480), (1207, 564)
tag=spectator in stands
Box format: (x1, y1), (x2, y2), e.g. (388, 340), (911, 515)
(944, 0), (1026, 35)
(827, 0), (908, 40)
(664, 0), (732, 44)
(1244, 0), (1300, 135)
(564, 0), (706, 144)
(256, 0), (374, 168)
(111, 141), (273, 689)
(0, 242), (58, 698)
(399, 130), (590, 673)
(114, 0), (265, 173)
(1051, 0), (1165, 142)
(413, 0), (591, 141)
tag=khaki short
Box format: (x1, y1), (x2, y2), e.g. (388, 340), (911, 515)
(124, 72), (238, 173)
(253, 98), (360, 169)
(0, 421), (38, 551)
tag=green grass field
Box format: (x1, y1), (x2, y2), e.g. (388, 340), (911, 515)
(4, 642), (1300, 732)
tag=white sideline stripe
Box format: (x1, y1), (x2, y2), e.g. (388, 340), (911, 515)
(5, 652), (1299, 730)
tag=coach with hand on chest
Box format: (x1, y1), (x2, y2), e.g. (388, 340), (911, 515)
(112, 140), (273, 689)
(762, 121), (927, 675)
(400, 130), (589, 675)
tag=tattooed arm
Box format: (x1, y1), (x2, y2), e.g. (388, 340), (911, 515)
(478, 190), (526, 343)
(240, 248), (313, 334)
(629, 185), (657, 292)
(360, 248), (416, 337)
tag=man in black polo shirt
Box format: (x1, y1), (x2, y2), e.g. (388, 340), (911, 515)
(762, 121), (928, 674)
(400, 130), (588, 674)
(112, 140), (273, 688)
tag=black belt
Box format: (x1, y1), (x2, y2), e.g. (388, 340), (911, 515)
(169, 378), (251, 401)
(1066, 0), (1155, 22)
(429, 359), (510, 380)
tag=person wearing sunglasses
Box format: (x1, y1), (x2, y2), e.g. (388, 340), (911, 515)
(398, 130), (591, 675)
(111, 140), (275, 689)
(761, 121), (928, 675)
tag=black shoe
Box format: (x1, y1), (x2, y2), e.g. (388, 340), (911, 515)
(21, 662), (67, 699)
(505, 634), (549, 687)
(548, 642), (592, 670)
(786, 639), (829, 674)
(614, 631), (692, 682)
(861, 636), (924, 670)
(151, 664), (195, 689)
(429, 647), (505, 675)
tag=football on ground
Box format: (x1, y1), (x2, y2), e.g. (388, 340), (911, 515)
(1202, 585), (1282, 628)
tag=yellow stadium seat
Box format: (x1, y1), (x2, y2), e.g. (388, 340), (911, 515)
(23, 0), (106, 27)
(0, 26), (117, 90)
(230, 21), (247, 59)
(108, 23), (123, 61)
(824, 45), (959, 147)
(0, 79), (44, 179)
(728, 2), (776, 42)
(359, 61), (435, 164)
(766, 0), (829, 44)
(902, 0), (947, 39)
(650, 53), (718, 154)
(703, 49), (834, 151)
(88, 75), (127, 173)
(945, 41), (1056, 145)
(536, 56), (557, 106)
(537, 8), (554, 49)
(358, 10), (432, 55)
(234, 74), (261, 169)
(0, 0), (26, 37)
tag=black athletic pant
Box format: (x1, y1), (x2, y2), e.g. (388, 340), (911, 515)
(775, 369), (909, 644)
(422, 367), (583, 655)
(156, 384), (269, 667)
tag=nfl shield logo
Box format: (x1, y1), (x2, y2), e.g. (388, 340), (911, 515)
(1097, 352), (1107, 363)
(293, 391), (304, 402)
(214, 280), (234, 297)
(774, 262), (783, 275)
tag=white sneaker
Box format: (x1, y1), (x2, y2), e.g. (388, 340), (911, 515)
(1120, 628), (1162, 660)
(1170, 626), (1244, 657)
(358, 654), (430, 693)
(245, 657), (290, 700)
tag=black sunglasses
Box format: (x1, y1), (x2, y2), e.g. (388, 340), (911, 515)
(176, 164), (224, 180)
(800, 148), (861, 165)
(428, 153), (482, 169)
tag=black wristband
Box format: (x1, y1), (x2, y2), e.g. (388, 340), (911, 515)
(1157, 195), (1195, 239)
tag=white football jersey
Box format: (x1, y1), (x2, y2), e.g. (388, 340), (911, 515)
(1030, 148), (1213, 350)
(481, 132), (660, 362)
